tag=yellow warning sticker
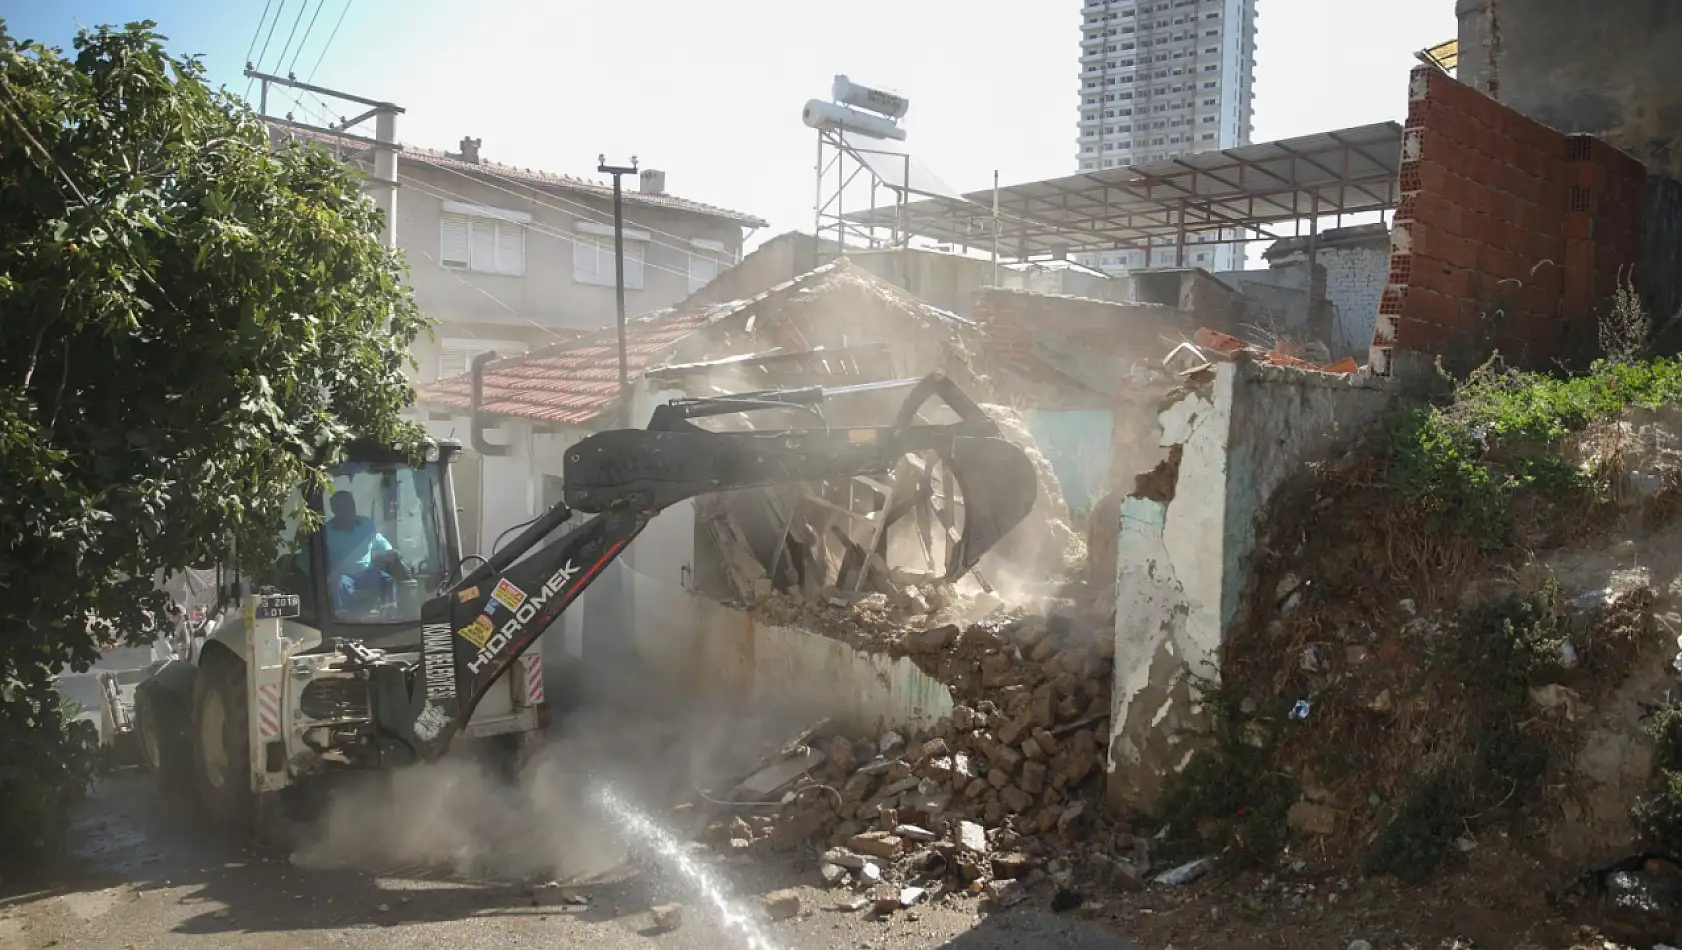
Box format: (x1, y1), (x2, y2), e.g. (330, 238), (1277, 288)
(456, 585), (480, 603)
(459, 614), (495, 649)
(490, 578), (528, 612)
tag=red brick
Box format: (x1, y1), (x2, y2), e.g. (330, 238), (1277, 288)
(1386, 253), (1414, 287)
(1562, 289), (1595, 318)
(1393, 193), (1419, 225)
(1529, 262), (1565, 295)
(1414, 192), (1463, 235)
(1564, 239), (1594, 271)
(1401, 286), (1454, 326)
(1396, 317), (1451, 353)
(1418, 161), (1453, 195)
(1438, 231), (1481, 270)
(1448, 266), (1482, 300)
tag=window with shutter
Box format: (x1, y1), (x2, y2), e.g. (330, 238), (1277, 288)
(496, 225), (524, 276)
(438, 203), (526, 276)
(573, 235), (646, 290)
(470, 219), (496, 271)
(440, 214), (470, 267)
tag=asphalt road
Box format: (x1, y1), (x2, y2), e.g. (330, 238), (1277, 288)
(0, 775), (1136, 950)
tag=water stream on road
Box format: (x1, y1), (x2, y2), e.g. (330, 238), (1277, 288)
(594, 784), (783, 950)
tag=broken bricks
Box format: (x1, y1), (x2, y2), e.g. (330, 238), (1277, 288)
(691, 601), (1115, 909)
(848, 831), (906, 860)
(649, 903), (684, 931)
(762, 889), (803, 921)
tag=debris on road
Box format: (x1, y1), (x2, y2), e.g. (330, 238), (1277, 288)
(762, 889), (803, 921)
(650, 903), (684, 931)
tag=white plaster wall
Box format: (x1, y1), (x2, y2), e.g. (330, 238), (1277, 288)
(1109, 369), (1235, 809)
(1107, 361), (1395, 812)
(629, 586), (955, 736)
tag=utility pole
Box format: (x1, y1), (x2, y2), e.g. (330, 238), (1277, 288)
(597, 154), (639, 412)
(244, 67), (403, 249)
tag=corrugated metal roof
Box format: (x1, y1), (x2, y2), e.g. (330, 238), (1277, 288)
(844, 122), (1403, 258)
(1419, 38), (1460, 72)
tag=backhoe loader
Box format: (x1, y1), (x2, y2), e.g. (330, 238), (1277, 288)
(117, 370), (1039, 840)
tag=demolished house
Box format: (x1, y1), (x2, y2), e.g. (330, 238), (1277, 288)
(416, 260), (1089, 727)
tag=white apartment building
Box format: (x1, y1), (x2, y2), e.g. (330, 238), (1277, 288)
(1076, 0), (1258, 273)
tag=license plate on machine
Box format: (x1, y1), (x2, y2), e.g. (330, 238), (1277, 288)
(254, 594), (302, 620)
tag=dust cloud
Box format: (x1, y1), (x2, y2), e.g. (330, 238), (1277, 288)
(289, 700), (784, 883)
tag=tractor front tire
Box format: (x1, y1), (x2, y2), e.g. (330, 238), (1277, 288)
(135, 679), (193, 795)
(192, 648), (255, 834)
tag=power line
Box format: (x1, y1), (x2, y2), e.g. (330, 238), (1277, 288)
(243, 0), (276, 68)
(406, 246), (576, 345)
(306, 0), (355, 84)
(254, 0), (288, 77)
(408, 177), (697, 279)
(403, 177), (703, 284)
(271, 0), (311, 75)
(428, 155), (738, 255)
(242, 0), (276, 100)
(287, 0), (329, 75)
(419, 158), (730, 268)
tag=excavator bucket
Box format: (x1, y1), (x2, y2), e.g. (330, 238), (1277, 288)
(878, 372), (1042, 582)
(938, 433), (1041, 580)
(560, 371), (1039, 585)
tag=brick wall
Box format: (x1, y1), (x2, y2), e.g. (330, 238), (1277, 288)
(1372, 66), (1646, 376)
(974, 287), (1224, 370)
(1321, 245), (1390, 358)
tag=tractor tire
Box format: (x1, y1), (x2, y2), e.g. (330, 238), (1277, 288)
(191, 648), (255, 833)
(135, 679), (193, 795)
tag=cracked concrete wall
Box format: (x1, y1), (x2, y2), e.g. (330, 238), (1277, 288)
(1457, 0), (1682, 179)
(1455, 0), (1682, 326)
(1106, 361), (1395, 813)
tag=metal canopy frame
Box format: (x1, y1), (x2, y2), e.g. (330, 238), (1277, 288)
(842, 122), (1404, 262)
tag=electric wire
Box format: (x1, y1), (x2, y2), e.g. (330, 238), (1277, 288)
(305, 0), (355, 84)
(424, 156), (746, 261)
(286, 0), (329, 75)
(242, 0), (276, 99)
(403, 177), (706, 284)
(253, 0), (288, 78)
(271, 0), (312, 77)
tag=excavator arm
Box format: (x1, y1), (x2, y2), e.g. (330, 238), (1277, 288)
(373, 372), (1038, 762)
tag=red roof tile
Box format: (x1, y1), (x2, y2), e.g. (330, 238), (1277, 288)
(417, 261), (979, 427)
(270, 124), (765, 226)
(419, 306), (722, 425)
(402, 147), (766, 227)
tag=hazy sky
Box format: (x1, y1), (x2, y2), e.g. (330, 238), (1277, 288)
(9, 0), (1456, 250)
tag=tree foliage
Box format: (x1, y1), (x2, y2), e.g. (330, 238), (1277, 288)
(0, 20), (427, 859)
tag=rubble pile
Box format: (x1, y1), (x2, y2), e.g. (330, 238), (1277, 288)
(694, 607), (1145, 910)
(754, 581), (1007, 653)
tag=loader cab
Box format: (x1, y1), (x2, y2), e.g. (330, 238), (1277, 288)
(251, 438), (464, 648)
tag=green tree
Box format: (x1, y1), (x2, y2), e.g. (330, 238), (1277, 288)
(0, 20), (427, 861)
